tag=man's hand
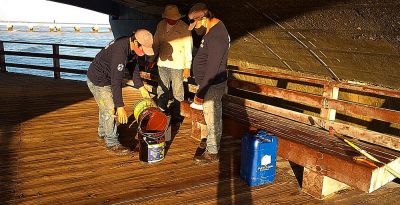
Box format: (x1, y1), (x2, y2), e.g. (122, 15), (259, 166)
(190, 102), (203, 110)
(139, 86), (150, 98)
(183, 68), (190, 80)
(190, 96), (204, 110)
(116, 107), (128, 124)
(146, 61), (156, 69)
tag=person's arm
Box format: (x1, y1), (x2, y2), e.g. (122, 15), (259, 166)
(147, 22), (161, 64)
(110, 46), (130, 124)
(183, 30), (193, 79)
(110, 49), (127, 108)
(195, 36), (228, 102)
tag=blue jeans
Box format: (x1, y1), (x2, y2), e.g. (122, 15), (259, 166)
(157, 67), (184, 118)
(203, 81), (227, 154)
(87, 79), (119, 147)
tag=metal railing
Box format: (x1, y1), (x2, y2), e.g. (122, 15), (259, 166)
(0, 40), (102, 78)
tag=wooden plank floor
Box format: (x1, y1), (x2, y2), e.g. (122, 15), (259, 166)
(0, 72), (399, 205)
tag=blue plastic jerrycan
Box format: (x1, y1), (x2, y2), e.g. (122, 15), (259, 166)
(240, 130), (278, 186)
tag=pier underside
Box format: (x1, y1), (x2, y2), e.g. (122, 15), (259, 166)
(1, 73), (399, 204)
(52, 0), (400, 89)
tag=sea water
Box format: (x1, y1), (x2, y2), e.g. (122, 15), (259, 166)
(0, 25), (113, 81)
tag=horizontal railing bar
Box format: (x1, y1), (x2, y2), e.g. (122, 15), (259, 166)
(58, 68), (87, 75)
(5, 63), (54, 71)
(328, 98), (400, 124)
(228, 66), (400, 98)
(4, 51), (93, 61)
(229, 79), (323, 107)
(228, 66), (328, 85)
(5, 63), (87, 74)
(58, 54), (93, 62)
(334, 82), (400, 98)
(0, 40), (103, 49)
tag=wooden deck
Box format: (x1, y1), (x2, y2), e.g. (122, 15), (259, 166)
(1, 72), (399, 205)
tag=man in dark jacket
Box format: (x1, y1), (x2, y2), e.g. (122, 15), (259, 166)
(87, 29), (153, 155)
(188, 3), (230, 163)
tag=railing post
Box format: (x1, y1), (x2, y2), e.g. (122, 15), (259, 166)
(52, 44), (60, 79)
(0, 41), (6, 73)
(320, 83), (339, 122)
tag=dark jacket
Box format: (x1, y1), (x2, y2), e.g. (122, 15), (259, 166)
(192, 21), (230, 99)
(87, 37), (143, 107)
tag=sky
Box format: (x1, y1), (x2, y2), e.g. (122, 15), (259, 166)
(0, 0), (109, 24)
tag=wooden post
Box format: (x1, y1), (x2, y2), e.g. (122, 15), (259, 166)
(0, 41), (6, 73)
(320, 84), (339, 121)
(302, 167), (349, 199)
(52, 44), (60, 79)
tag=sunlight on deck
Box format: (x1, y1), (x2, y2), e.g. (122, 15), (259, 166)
(1, 72), (399, 204)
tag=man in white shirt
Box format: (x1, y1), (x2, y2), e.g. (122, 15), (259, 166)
(148, 5), (193, 125)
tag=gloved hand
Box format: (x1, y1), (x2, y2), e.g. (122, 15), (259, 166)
(183, 68), (190, 80)
(116, 107), (128, 124)
(139, 86), (150, 98)
(190, 102), (203, 110)
(190, 96), (204, 110)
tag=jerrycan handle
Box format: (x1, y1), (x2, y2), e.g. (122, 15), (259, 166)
(255, 130), (272, 143)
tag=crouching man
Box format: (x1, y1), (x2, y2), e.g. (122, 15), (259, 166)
(87, 29), (153, 155)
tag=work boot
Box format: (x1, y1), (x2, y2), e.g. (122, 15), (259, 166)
(194, 151), (219, 164)
(107, 144), (131, 156)
(98, 135), (105, 142)
(193, 138), (207, 161)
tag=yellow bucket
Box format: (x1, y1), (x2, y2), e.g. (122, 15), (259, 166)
(133, 98), (157, 121)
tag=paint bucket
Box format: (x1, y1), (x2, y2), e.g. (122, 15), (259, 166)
(136, 101), (169, 163)
(133, 98), (157, 121)
(139, 136), (166, 163)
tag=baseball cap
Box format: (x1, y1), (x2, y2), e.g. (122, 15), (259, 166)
(133, 29), (154, 56)
(188, 3), (208, 30)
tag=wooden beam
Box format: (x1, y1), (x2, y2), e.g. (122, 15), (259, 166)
(229, 79), (322, 106)
(223, 96), (400, 151)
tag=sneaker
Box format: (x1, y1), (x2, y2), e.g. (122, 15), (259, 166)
(194, 151), (219, 164)
(199, 138), (207, 149)
(107, 144), (131, 156)
(98, 135), (105, 142)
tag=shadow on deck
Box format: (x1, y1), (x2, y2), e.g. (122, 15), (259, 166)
(0, 72), (399, 204)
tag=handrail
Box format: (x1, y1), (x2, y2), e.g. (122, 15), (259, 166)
(229, 66), (400, 98)
(0, 40), (101, 78)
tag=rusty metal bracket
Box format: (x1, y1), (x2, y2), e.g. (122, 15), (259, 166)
(322, 98), (329, 109)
